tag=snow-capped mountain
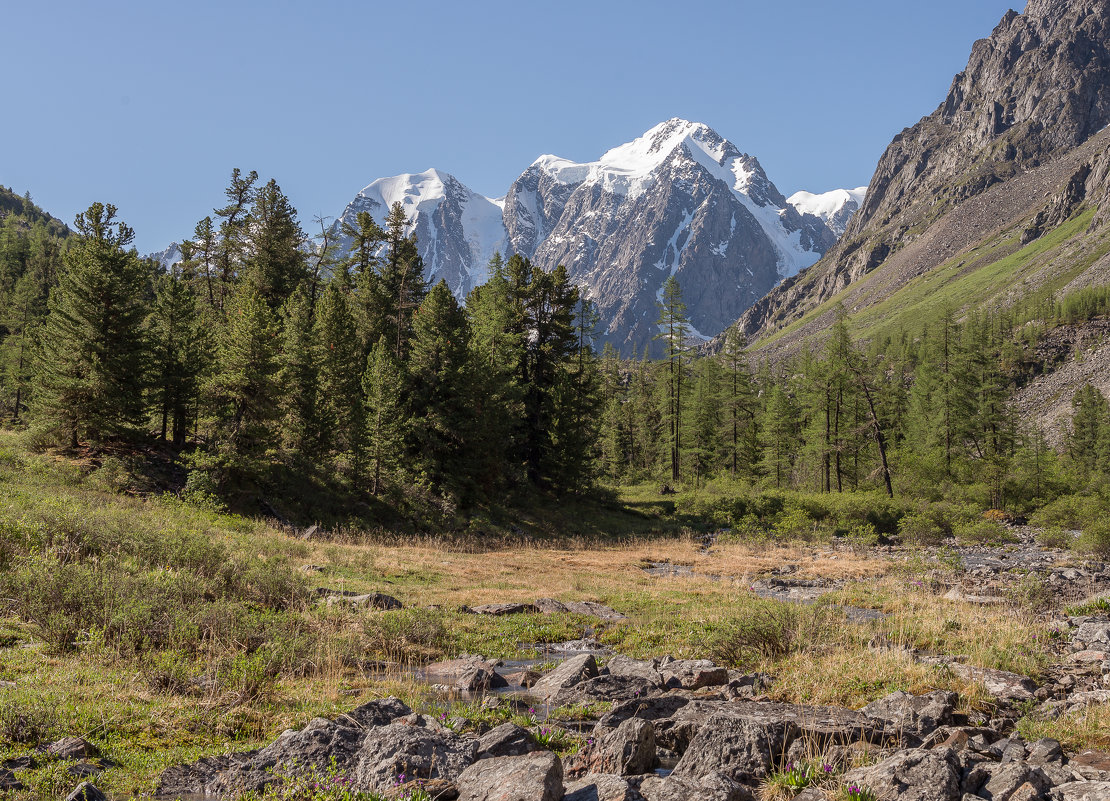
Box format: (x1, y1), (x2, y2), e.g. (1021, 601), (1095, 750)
(787, 187), (867, 237)
(333, 119), (842, 354)
(149, 242), (184, 271)
(505, 119), (836, 352)
(333, 169), (508, 299)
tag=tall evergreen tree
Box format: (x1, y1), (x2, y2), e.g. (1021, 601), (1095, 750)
(33, 203), (150, 446)
(363, 336), (405, 496)
(277, 287), (320, 457)
(147, 267), (207, 446)
(654, 275), (690, 483)
(244, 179), (308, 310)
(314, 283), (365, 471)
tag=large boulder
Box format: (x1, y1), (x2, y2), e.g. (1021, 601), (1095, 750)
(860, 691), (956, 745)
(1053, 783), (1110, 800)
(842, 747), (963, 801)
(476, 724), (540, 759)
(563, 774), (638, 801)
(47, 737), (99, 760)
(350, 723), (478, 793)
(574, 718), (655, 777)
(338, 698), (413, 728)
(660, 659), (729, 690)
(455, 751), (563, 801)
(670, 712), (796, 783)
(605, 655), (665, 687)
(638, 771), (753, 801)
(552, 674), (656, 707)
(530, 654), (599, 701)
(424, 657), (508, 692)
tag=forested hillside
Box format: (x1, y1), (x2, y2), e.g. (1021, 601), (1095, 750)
(2, 173), (600, 525)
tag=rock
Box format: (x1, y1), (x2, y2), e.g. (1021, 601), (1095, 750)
(947, 664), (1038, 702)
(1072, 750), (1110, 773)
(455, 751), (563, 801)
(1070, 651), (1108, 664)
(3, 755), (35, 771)
(476, 724), (539, 759)
(424, 657), (508, 692)
(670, 712), (796, 783)
(530, 654), (599, 701)
(605, 654), (665, 687)
(1028, 739), (1065, 765)
(576, 719), (655, 777)
(64, 783), (106, 801)
(982, 764), (1050, 801)
(46, 737), (99, 760)
(563, 773), (637, 801)
(350, 723), (479, 794)
(471, 603), (538, 616)
(338, 697), (413, 728)
(504, 669), (541, 688)
(638, 771), (753, 801)
(944, 587), (1008, 605)
(1052, 782), (1110, 801)
(843, 747), (963, 801)
(534, 598), (569, 614)
(595, 694), (692, 734)
(1068, 690), (1110, 710)
(1076, 623), (1110, 651)
(861, 691), (956, 744)
(66, 763), (103, 779)
(562, 601), (627, 621)
(0, 770), (24, 792)
(552, 675), (656, 707)
(660, 659), (729, 690)
(327, 592), (403, 611)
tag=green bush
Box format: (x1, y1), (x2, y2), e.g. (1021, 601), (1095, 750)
(898, 513), (947, 546)
(1076, 520), (1110, 557)
(0, 694), (58, 745)
(1030, 494), (1104, 530)
(953, 519), (1017, 546)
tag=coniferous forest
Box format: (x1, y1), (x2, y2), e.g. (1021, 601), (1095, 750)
(3, 174), (1110, 532)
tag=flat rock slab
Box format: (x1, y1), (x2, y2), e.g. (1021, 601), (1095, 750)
(947, 663), (1037, 702)
(325, 592), (403, 610)
(471, 603), (538, 616)
(564, 773), (637, 801)
(660, 659), (729, 690)
(47, 737), (99, 760)
(1052, 782), (1110, 800)
(456, 751), (563, 801)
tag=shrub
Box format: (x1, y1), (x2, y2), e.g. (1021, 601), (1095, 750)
(711, 603), (842, 668)
(1030, 494), (1103, 530)
(1037, 527), (1073, 549)
(1076, 520), (1110, 558)
(362, 609), (449, 663)
(953, 519), (1016, 546)
(898, 514), (947, 546)
(0, 695), (58, 745)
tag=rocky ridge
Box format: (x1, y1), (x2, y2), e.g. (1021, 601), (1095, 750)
(734, 0), (1110, 358)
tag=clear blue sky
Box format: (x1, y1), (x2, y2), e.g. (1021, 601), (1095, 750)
(3, 0), (1018, 254)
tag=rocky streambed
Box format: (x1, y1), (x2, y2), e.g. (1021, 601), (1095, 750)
(147, 639), (1110, 801)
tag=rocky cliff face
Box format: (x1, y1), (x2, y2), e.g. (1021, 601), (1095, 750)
(335, 120), (840, 356)
(506, 120), (836, 354)
(736, 0), (1110, 343)
(333, 169), (509, 300)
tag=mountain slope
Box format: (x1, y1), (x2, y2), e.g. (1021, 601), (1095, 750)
(735, 0), (1110, 360)
(787, 188), (866, 237)
(334, 169), (508, 299)
(503, 119), (836, 353)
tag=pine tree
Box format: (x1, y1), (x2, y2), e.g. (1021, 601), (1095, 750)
(365, 202), (427, 361)
(718, 326), (760, 478)
(685, 356), (721, 488)
(147, 267), (207, 446)
(244, 179), (308, 310)
(205, 286), (281, 468)
(407, 280), (471, 500)
(654, 275), (690, 483)
(33, 202), (150, 445)
(314, 283), (365, 471)
(363, 336), (405, 496)
(213, 169), (258, 311)
(761, 381), (799, 489)
(277, 286), (320, 457)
